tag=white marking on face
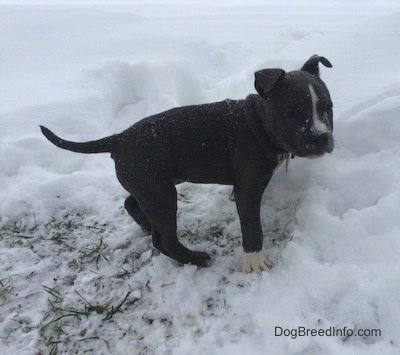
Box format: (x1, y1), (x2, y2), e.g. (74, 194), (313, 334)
(309, 84), (329, 134)
(242, 251), (272, 274)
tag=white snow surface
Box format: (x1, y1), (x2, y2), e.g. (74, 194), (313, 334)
(1, 1), (400, 354)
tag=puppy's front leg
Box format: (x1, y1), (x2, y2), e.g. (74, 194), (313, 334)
(234, 183), (273, 273)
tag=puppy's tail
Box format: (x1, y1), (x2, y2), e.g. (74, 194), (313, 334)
(40, 126), (117, 154)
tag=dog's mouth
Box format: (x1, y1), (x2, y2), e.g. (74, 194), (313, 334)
(265, 124), (334, 160)
(306, 153), (326, 159)
(291, 137), (334, 159)
(294, 148), (332, 159)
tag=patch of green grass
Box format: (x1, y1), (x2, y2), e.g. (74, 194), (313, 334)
(79, 238), (110, 268)
(2, 213), (138, 353)
(181, 224), (199, 237)
(40, 285), (133, 353)
(0, 276), (14, 305)
(42, 285), (63, 303)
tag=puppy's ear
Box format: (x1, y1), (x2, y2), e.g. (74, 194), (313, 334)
(301, 55), (332, 76)
(254, 69), (285, 98)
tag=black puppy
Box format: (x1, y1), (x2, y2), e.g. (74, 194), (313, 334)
(41, 55), (333, 273)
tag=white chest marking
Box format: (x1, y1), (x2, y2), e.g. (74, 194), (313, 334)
(309, 84), (329, 134)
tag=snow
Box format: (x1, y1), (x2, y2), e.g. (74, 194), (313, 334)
(1, 1), (400, 354)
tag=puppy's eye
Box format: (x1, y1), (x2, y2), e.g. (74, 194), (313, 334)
(286, 109), (296, 119)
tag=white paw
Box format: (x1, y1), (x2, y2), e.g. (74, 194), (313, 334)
(242, 251), (273, 274)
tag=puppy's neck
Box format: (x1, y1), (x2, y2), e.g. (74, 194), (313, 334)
(253, 96), (294, 158)
(243, 95), (292, 169)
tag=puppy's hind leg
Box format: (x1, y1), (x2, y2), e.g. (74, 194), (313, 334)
(124, 195), (151, 233)
(152, 228), (214, 267)
(137, 183), (214, 268)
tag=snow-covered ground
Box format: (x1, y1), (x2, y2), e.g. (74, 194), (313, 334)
(1, 1), (400, 354)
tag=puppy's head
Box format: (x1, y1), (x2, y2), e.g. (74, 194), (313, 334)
(255, 55), (334, 158)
